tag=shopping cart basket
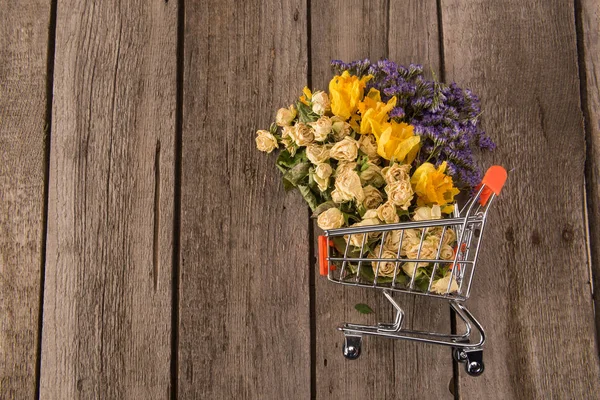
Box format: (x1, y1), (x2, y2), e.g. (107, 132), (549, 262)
(317, 166), (507, 376)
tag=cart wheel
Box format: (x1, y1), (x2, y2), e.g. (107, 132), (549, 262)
(466, 361), (484, 377)
(453, 348), (467, 362)
(342, 335), (362, 360)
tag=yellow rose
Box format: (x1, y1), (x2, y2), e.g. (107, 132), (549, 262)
(255, 130), (278, 153)
(358, 88), (397, 135)
(431, 272), (459, 294)
(381, 163), (411, 184)
(311, 91), (330, 115)
(373, 121), (421, 163)
(376, 201), (399, 224)
(370, 246), (400, 277)
(309, 116), (333, 142)
(362, 185), (384, 210)
(411, 162), (460, 207)
(359, 162), (384, 187)
(385, 180), (414, 210)
(413, 205), (442, 221)
(290, 122), (314, 146)
(333, 168), (364, 204)
(328, 71), (372, 120)
(331, 116), (352, 141)
(275, 104), (297, 126)
(358, 134), (379, 160)
(317, 207), (345, 230)
(330, 137), (359, 162)
(313, 163), (333, 192)
(306, 144), (332, 165)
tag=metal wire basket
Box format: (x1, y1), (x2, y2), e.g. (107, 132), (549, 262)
(317, 166), (507, 376)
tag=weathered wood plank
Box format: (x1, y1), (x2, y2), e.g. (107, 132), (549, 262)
(441, 0), (600, 397)
(40, 1), (177, 398)
(0, 1), (52, 398)
(178, 1), (310, 398)
(312, 2), (453, 399)
(580, 0), (600, 339)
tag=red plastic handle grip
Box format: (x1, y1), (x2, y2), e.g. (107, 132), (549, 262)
(318, 236), (330, 276)
(477, 165), (507, 206)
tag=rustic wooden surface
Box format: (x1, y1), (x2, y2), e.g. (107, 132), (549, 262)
(580, 0), (600, 338)
(39, 1), (177, 398)
(0, 1), (51, 398)
(177, 0), (311, 398)
(1, 0), (600, 399)
(442, 0), (600, 398)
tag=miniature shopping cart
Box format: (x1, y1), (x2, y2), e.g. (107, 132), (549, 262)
(318, 166), (507, 376)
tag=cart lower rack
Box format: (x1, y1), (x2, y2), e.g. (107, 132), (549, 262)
(318, 166), (507, 376)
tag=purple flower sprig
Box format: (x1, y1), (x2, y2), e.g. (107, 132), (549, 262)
(330, 58), (495, 188)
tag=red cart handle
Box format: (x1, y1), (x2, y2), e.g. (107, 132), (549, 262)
(318, 236), (332, 276)
(477, 165), (507, 206)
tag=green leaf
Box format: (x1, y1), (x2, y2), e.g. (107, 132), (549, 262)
(296, 101), (319, 123)
(355, 303), (374, 315)
(298, 185), (319, 211)
(276, 149), (306, 169)
(282, 162), (311, 186)
(312, 201), (337, 218)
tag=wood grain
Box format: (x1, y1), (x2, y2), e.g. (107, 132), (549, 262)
(580, 0), (600, 339)
(441, 0), (600, 397)
(39, 1), (177, 398)
(311, 2), (453, 399)
(177, 0), (311, 398)
(0, 1), (51, 398)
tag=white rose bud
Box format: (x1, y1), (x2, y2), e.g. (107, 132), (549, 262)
(359, 162), (385, 187)
(385, 180), (414, 210)
(255, 130), (278, 153)
(331, 116), (352, 140)
(306, 144), (332, 165)
(311, 90), (330, 115)
(358, 134), (379, 160)
(275, 104), (297, 126)
(309, 116), (333, 142)
(413, 205), (442, 221)
(317, 207), (345, 230)
(376, 201), (399, 224)
(381, 163), (412, 184)
(291, 122), (314, 146)
(330, 136), (359, 162)
(362, 185), (384, 210)
(334, 168), (364, 204)
(313, 163), (333, 192)
(431, 272), (459, 294)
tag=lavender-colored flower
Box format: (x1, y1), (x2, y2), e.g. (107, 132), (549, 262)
(330, 58), (495, 188)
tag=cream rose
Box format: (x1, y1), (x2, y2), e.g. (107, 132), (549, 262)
(317, 207), (345, 230)
(275, 104), (297, 126)
(359, 162), (385, 187)
(309, 116), (333, 142)
(290, 122), (314, 146)
(431, 272), (459, 294)
(331, 116), (352, 140)
(370, 245), (400, 277)
(313, 163), (333, 192)
(413, 205), (442, 221)
(381, 163), (411, 184)
(345, 210), (380, 247)
(255, 130), (278, 153)
(398, 229), (423, 256)
(427, 227), (457, 246)
(333, 168), (364, 203)
(362, 185), (384, 210)
(306, 144), (332, 165)
(358, 134), (379, 160)
(385, 180), (414, 210)
(335, 162), (357, 176)
(311, 91), (330, 115)
(330, 136), (359, 162)
(376, 201), (399, 224)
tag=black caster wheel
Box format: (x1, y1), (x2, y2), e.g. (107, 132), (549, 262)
(466, 361), (485, 377)
(342, 335), (362, 360)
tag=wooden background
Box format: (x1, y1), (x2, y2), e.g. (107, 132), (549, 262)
(1, 0), (599, 399)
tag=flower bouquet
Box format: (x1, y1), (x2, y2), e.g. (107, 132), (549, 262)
(255, 59), (494, 294)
